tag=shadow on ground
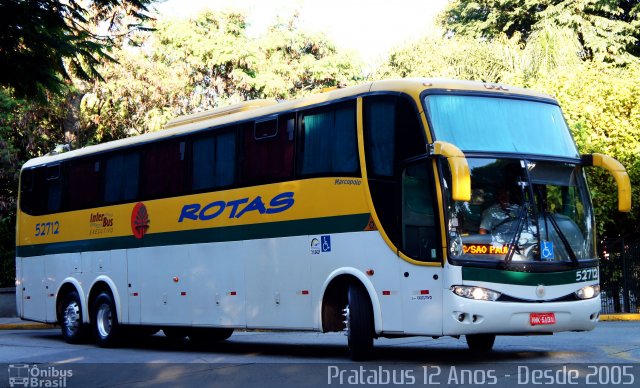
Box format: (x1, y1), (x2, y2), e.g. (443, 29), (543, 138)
(27, 329), (562, 364)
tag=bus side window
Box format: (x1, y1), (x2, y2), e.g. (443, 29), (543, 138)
(140, 139), (186, 199)
(363, 95), (426, 249)
(192, 129), (236, 191)
(401, 160), (438, 262)
(19, 168), (39, 215)
(46, 164), (62, 213)
(298, 102), (358, 176)
(104, 152), (140, 204)
(240, 114), (294, 185)
(67, 159), (102, 211)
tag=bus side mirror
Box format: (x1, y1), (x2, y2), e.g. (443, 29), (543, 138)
(432, 141), (471, 202)
(582, 153), (632, 212)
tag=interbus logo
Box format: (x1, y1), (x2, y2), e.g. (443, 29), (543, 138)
(131, 202), (150, 239)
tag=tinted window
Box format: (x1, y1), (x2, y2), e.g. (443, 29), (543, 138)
(402, 160), (438, 262)
(140, 140), (186, 199)
(241, 114), (294, 184)
(362, 95), (426, 248)
(364, 96), (425, 178)
(298, 102), (358, 175)
(20, 168), (43, 215)
(20, 165), (64, 215)
(192, 130), (236, 190)
(104, 152), (140, 203)
(67, 159), (101, 210)
(46, 164), (62, 212)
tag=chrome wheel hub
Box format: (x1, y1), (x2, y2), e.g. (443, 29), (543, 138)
(96, 303), (112, 338)
(342, 305), (350, 337)
(63, 302), (80, 334)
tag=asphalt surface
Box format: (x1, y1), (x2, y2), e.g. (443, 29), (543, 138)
(0, 319), (639, 387)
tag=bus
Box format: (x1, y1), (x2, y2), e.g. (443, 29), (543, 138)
(16, 79), (631, 360)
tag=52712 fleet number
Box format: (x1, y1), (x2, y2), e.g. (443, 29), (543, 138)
(34, 221), (60, 237)
(576, 267), (598, 282)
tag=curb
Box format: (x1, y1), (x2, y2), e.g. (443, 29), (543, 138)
(600, 314), (640, 321)
(0, 322), (56, 330)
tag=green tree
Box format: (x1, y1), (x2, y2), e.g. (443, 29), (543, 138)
(81, 10), (365, 138)
(0, 87), (72, 286)
(0, 0), (154, 100)
(380, 27), (640, 239)
(530, 63), (640, 235)
(441, 0), (640, 64)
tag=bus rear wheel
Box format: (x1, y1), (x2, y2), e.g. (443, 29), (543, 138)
(91, 292), (122, 347)
(466, 334), (496, 352)
(60, 291), (89, 344)
(344, 283), (374, 361)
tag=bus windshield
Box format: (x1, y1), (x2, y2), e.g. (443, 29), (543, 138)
(425, 95), (579, 158)
(446, 158), (595, 266)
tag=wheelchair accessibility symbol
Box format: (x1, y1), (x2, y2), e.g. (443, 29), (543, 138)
(321, 235), (331, 252)
(541, 241), (554, 260)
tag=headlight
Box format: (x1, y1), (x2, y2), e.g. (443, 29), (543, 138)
(575, 284), (600, 299)
(451, 286), (501, 301)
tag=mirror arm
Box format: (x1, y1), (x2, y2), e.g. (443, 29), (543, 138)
(431, 141), (471, 202)
(581, 153), (632, 212)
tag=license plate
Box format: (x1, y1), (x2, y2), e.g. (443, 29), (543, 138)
(530, 312), (556, 326)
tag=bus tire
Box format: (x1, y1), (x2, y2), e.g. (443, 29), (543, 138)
(60, 291), (89, 344)
(91, 292), (122, 347)
(188, 328), (234, 345)
(466, 334), (495, 352)
(345, 283), (374, 361)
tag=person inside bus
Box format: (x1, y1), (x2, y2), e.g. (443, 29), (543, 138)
(479, 188), (518, 234)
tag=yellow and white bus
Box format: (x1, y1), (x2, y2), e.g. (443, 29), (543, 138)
(16, 79), (631, 360)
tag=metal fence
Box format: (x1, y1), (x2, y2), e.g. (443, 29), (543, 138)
(600, 235), (640, 314)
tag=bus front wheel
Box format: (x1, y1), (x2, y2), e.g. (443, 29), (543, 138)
(91, 292), (122, 347)
(466, 334), (496, 352)
(345, 283), (374, 360)
(60, 291), (89, 344)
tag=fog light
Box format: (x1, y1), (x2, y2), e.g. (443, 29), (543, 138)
(575, 284), (600, 300)
(452, 286), (501, 301)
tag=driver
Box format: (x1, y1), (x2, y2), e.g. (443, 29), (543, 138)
(479, 189), (518, 234)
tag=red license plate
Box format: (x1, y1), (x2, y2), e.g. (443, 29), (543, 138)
(530, 312), (556, 326)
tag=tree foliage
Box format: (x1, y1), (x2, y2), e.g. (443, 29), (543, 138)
(0, 0), (154, 100)
(379, 25), (640, 239)
(80, 11), (364, 137)
(441, 0), (640, 64)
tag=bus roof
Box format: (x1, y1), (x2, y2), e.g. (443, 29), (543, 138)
(22, 78), (555, 169)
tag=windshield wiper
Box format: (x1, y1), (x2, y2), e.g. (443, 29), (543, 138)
(502, 203), (528, 268)
(544, 211), (579, 266)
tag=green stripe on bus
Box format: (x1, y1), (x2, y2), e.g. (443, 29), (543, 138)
(17, 213), (371, 257)
(462, 267), (587, 286)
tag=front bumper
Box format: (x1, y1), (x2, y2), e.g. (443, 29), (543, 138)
(442, 291), (600, 336)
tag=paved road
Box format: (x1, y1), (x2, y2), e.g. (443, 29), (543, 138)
(0, 322), (639, 387)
